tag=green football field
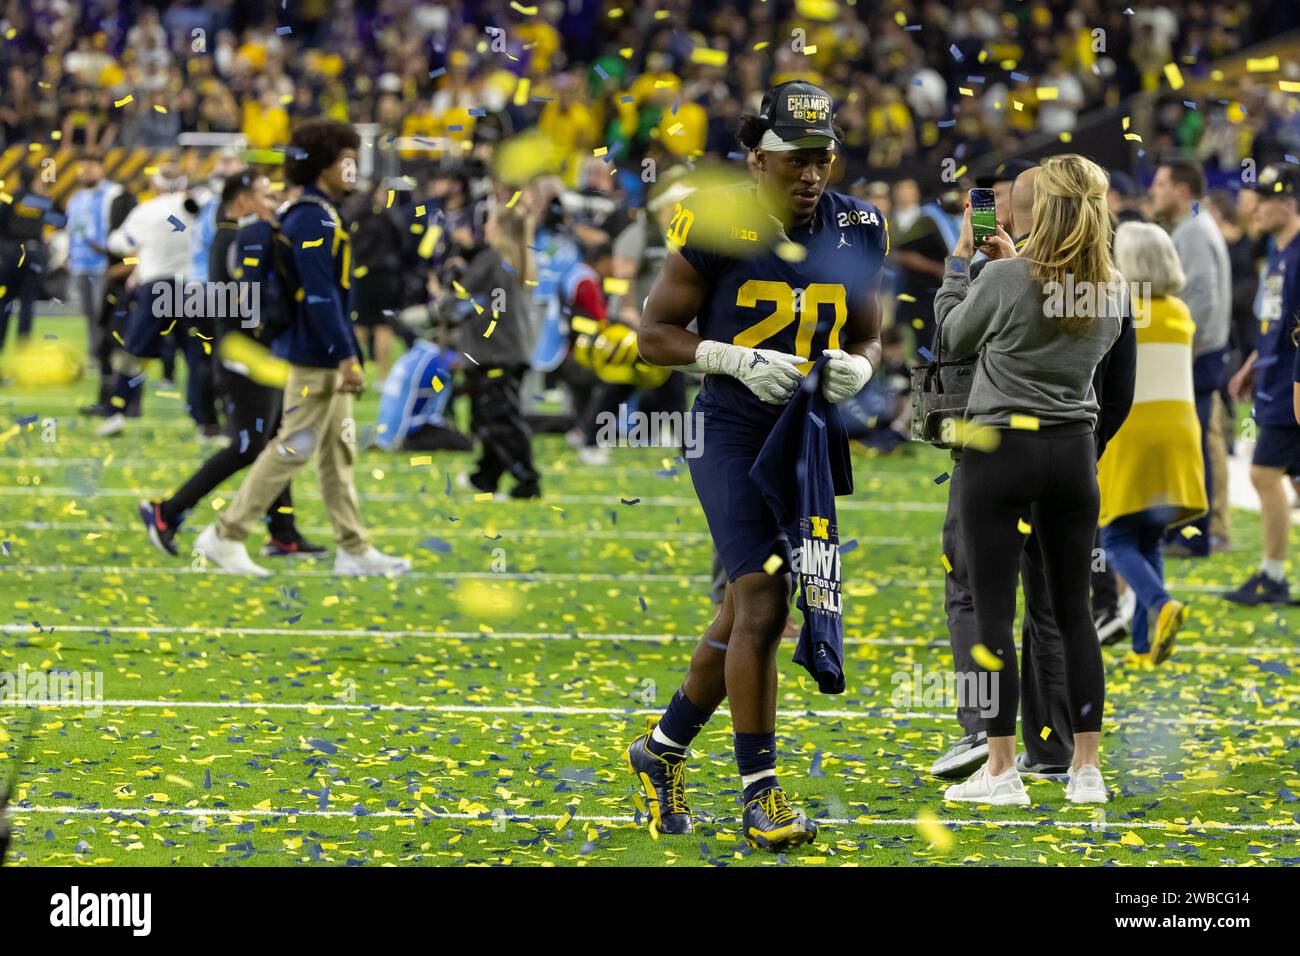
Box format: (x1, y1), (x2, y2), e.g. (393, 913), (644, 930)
(0, 316), (1297, 867)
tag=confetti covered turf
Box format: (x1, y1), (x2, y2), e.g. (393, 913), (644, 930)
(1, 320), (1298, 866)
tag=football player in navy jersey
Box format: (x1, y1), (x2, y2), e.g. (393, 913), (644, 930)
(625, 82), (888, 850)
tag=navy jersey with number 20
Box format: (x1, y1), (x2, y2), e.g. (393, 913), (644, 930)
(675, 183), (889, 423)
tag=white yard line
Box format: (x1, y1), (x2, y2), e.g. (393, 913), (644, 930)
(0, 563), (1271, 597)
(0, 485), (950, 511)
(0, 622), (1292, 657)
(4, 804), (1295, 834)
(0, 697), (1292, 728)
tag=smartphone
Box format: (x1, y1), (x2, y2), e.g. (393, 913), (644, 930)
(969, 187), (997, 246)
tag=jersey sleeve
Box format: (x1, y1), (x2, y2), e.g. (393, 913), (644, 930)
(668, 192), (726, 282)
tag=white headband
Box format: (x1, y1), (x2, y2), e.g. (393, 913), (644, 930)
(759, 130), (835, 153)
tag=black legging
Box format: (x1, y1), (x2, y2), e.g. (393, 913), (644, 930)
(160, 368), (295, 538)
(467, 365), (538, 491)
(956, 421), (1105, 738)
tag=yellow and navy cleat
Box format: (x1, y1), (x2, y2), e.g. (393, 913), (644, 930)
(742, 785), (817, 851)
(1149, 599), (1187, 665)
(625, 732), (692, 835)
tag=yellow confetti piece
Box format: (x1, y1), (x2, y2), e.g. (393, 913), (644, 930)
(1124, 132), (1143, 142)
(506, 190), (522, 208)
(775, 241), (806, 262)
(753, 41), (769, 51)
(763, 554), (784, 575)
(484, 320), (497, 338)
(953, 165), (968, 180)
(322, 595), (340, 607)
(1036, 86), (1059, 100)
(958, 87), (974, 97)
(114, 94), (134, 108)
(803, 45), (818, 55)
(593, 146), (608, 157)
(474, 492), (494, 502)
(916, 809), (954, 852)
(1180, 525), (1202, 539)
(1059, 131), (1072, 143)
(1017, 518), (1032, 534)
(301, 237), (324, 249)
(386, 190), (395, 209)
(940, 554), (953, 573)
(896, 293), (916, 303)
(430, 377), (443, 393)
(510, 1), (538, 13)
(1247, 56), (1279, 73)
(122, 256), (139, 266)
(1280, 81), (1300, 93)
(1163, 63), (1184, 90)
(153, 104), (167, 114)
(691, 48), (727, 67)
(1122, 115), (1131, 130)
(971, 643), (1004, 671)
(409, 455), (432, 466)
(666, 122), (684, 136)
(603, 277), (630, 295)
(1120, 831), (1144, 846)
(1009, 414), (1040, 431)
(1040, 726), (1052, 741)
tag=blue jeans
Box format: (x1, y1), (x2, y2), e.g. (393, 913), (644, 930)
(1101, 507), (1182, 652)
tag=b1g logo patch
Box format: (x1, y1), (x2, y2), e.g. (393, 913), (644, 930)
(786, 93), (830, 123)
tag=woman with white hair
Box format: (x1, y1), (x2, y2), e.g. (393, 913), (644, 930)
(1098, 222), (1205, 668)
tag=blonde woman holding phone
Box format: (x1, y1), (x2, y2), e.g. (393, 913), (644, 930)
(936, 155), (1126, 806)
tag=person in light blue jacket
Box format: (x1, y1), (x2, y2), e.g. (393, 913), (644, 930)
(64, 153), (122, 396)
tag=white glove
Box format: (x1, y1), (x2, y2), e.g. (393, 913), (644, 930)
(694, 340), (805, 404)
(820, 348), (874, 403)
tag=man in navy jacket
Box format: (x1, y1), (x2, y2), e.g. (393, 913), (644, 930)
(195, 119), (410, 578)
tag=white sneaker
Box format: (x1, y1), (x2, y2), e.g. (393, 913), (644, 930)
(943, 763), (1031, 806)
(1119, 587), (1137, 628)
(577, 445), (610, 466)
(1066, 764), (1108, 804)
(334, 547), (412, 577)
(194, 523), (270, 577)
(97, 413), (126, 437)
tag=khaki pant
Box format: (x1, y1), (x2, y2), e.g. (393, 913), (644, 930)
(217, 365), (368, 554)
(1209, 395), (1229, 542)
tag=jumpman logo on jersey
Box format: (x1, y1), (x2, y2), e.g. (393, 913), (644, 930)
(837, 233), (851, 249)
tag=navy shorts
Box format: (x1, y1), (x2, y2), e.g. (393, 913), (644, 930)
(1253, 424), (1300, 476)
(687, 401), (789, 581)
(121, 283), (172, 359)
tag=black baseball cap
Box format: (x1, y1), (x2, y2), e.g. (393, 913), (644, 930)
(975, 159), (1037, 188)
(1251, 164), (1300, 198)
(759, 81), (840, 148)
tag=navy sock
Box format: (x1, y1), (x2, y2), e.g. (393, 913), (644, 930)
(647, 688), (714, 756)
(735, 731), (778, 802)
(111, 369), (142, 412)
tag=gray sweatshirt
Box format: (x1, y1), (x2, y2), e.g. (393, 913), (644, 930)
(936, 256), (1122, 428)
(1170, 208), (1232, 357)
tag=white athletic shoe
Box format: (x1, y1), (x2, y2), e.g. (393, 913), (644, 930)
(194, 523), (270, 577)
(96, 413), (126, 437)
(943, 763), (1031, 806)
(334, 547), (412, 577)
(577, 445), (610, 466)
(1066, 764), (1108, 804)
